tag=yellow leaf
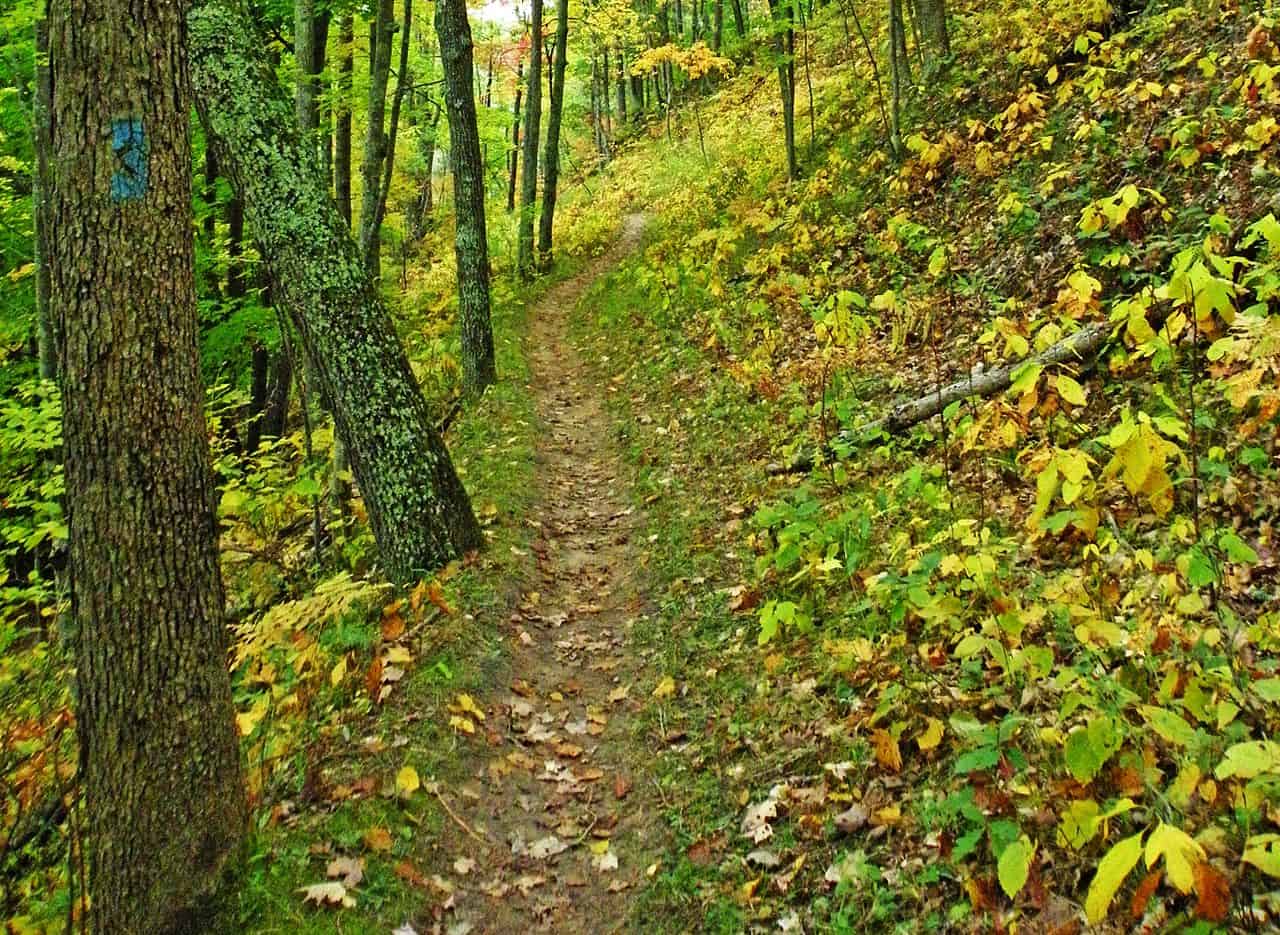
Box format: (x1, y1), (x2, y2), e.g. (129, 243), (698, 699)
(589, 838), (611, 856)
(330, 655), (348, 687)
(449, 715), (476, 735)
(236, 696), (269, 737)
(871, 729), (903, 772)
(1056, 374), (1087, 407)
(917, 717), (945, 751)
(1086, 831), (1145, 923)
(652, 676), (676, 699)
(454, 693), (486, 721)
(395, 765), (420, 798)
(1145, 822), (1205, 894)
(1047, 65), (1059, 84)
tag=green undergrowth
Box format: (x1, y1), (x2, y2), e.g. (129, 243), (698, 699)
(567, 0), (1280, 930)
(234, 249), (605, 933)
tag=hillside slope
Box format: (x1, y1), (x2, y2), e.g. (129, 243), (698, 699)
(556, 0), (1280, 929)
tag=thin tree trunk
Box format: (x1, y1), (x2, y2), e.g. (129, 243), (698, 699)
(375, 0), (413, 241)
(227, 196), (246, 298)
(602, 47), (613, 140)
(33, 17), (56, 380)
(516, 0), (544, 278)
(768, 0), (798, 180)
(507, 55), (523, 213)
(538, 0), (569, 266)
(201, 145), (221, 297)
(335, 14), (354, 225)
(713, 0), (724, 50)
(261, 344), (292, 439)
(408, 107), (439, 239)
(49, 0), (246, 925)
(436, 0), (496, 394)
(615, 44), (627, 125)
(246, 341), (269, 453)
(730, 0), (747, 37)
(189, 0), (485, 581)
(359, 0), (395, 279)
(917, 0), (949, 60)
(889, 0), (904, 152)
(314, 12), (332, 182)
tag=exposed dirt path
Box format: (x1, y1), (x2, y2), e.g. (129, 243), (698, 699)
(425, 216), (659, 934)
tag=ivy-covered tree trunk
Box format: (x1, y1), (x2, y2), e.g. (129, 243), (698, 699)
(335, 14), (354, 226)
(516, 0), (544, 279)
(435, 0), (496, 394)
(48, 0), (247, 926)
(537, 0), (569, 266)
(189, 0), (484, 582)
(359, 0), (395, 279)
(507, 55), (523, 213)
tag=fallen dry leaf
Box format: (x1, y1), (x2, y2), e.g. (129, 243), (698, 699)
(298, 881), (355, 908)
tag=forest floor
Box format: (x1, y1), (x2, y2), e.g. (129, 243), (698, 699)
(418, 215), (662, 933)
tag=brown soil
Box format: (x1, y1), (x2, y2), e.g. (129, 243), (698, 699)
(423, 216), (661, 934)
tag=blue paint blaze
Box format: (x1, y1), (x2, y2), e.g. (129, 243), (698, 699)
(110, 118), (148, 202)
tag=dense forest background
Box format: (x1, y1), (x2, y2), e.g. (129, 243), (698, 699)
(3, 0), (1280, 930)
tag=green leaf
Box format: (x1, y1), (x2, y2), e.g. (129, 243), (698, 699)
(1243, 834), (1280, 878)
(1085, 831), (1145, 924)
(997, 835), (1035, 899)
(1215, 740), (1280, 780)
(1252, 678), (1280, 703)
(1056, 374), (1087, 406)
(1140, 705), (1198, 748)
(1219, 531), (1258, 565)
(1008, 363), (1043, 398)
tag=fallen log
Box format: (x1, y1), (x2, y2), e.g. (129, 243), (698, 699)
(878, 317), (1112, 434)
(765, 317), (1115, 475)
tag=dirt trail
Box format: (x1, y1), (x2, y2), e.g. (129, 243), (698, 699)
(426, 216), (658, 934)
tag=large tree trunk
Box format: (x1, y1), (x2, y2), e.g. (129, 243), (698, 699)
(507, 55), (523, 213)
(537, 0), (569, 266)
(335, 14), (354, 226)
(33, 17), (56, 380)
(359, 0), (396, 280)
(48, 0), (247, 926)
(189, 0), (484, 582)
(516, 0), (544, 278)
(436, 0), (496, 394)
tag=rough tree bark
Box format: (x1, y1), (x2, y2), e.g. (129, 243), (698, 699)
(189, 0), (484, 582)
(516, 0), (544, 278)
(537, 0), (569, 266)
(435, 0), (496, 394)
(48, 0), (247, 926)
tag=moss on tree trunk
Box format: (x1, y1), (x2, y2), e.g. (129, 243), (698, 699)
(188, 0), (484, 582)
